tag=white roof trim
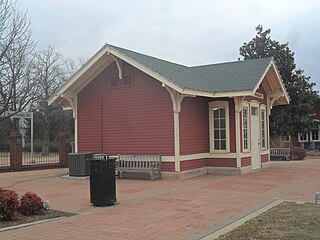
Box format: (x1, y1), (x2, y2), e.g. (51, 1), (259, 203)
(49, 46), (109, 105)
(270, 61), (290, 103)
(252, 59), (289, 104)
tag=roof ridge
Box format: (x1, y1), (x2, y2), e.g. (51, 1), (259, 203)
(107, 43), (190, 69)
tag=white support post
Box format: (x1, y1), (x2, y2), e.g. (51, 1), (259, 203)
(62, 93), (78, 152)
(163, 85), (195, 172)
(234, 96), (244, 168)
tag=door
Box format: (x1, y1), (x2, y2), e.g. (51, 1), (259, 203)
(251, 107), (261, 170)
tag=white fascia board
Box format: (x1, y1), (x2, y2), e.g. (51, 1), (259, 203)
(49, 45), (110, 106)
(270, 62), (290, 104)
(252, 60), (273, 95)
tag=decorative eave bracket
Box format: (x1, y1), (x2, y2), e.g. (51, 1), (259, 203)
(163, 84), (195, 112)
(61, 93), (77, 118)
(108, 52), (123, 79)
(234, 96), (245, 113)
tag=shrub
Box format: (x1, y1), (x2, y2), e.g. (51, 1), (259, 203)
(291, 146), (306, 160)
(0, 189), (20, 221)
(19, 192), (44, 216)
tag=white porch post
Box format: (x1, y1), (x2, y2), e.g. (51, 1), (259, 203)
(173, 110), (180, 172)
(167, 89), (183, 172)
(234, 97), (243, 168)
(164, 86), (187, 172)
(62, 93), (78, 153)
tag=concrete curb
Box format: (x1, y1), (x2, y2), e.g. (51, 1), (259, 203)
(185, 198), (284, 240)
(200, 199), (284, 240)
(0, 216), (65, 233)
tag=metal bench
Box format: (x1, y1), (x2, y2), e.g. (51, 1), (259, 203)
(116, 155), (162, 180)
(270, 148), (291, 161)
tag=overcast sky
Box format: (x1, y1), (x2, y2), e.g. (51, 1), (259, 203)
(17, 0), (320, 91)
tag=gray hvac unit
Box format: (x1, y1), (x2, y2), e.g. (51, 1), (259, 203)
(68, 153), (93, 176)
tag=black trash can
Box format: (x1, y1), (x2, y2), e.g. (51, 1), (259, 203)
(89, 154), (117, 206)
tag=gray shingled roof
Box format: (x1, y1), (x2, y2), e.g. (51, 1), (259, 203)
(108, 44), (272, 93)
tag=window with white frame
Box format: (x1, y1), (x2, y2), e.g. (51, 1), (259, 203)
(310, 129), (320, 141)
(298, 132), (309, 142)
(242, 106), (249, 151)
(282, 134), (291, 142)
(209, 101), (229, 152)
(260, 108), (266, 149)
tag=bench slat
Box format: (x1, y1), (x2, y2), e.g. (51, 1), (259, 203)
(270, 148), (291, 160)
(117, 155), (161, 180)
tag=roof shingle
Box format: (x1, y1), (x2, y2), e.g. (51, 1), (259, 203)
(108, 44), (272, 93)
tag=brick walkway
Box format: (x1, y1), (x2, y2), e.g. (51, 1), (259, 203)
(0, 157), (319, 239)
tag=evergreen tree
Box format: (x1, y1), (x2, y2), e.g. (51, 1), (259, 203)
(239, 25), (318, 138)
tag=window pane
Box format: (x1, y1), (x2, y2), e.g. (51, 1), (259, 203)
(214, 119), (220, 129)
(213, 109), (219, 118)
(311, 130), (319, 141)
(220, 140), (226, 150)
(214, 140), (220, 150)
(260, 109), (266, 149)
(243, 109), (247, 118)
(214, 130), (219, 139)
(242, 107), (249, 150)
(220, 119), (226, 128)
(220, 108), (225, 118)
(221, 130), (226, 139)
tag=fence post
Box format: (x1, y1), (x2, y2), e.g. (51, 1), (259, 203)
(10, 132), (22, 171)
(59, 133), (70, 167)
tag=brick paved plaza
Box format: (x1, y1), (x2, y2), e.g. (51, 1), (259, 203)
(0, 157), (319, 239)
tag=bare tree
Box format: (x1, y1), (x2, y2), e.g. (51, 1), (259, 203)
(33, 46), (69, 155)
(0, 0), (36, 122)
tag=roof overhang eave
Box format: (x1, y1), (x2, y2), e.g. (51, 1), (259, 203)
(180, 88), (253, 98)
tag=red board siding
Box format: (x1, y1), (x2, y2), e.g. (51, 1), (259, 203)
(78, 62), (174, 155)
(180, 159), (207, 171)
(161, 162), (175, 172)
(180, 97), (210, 155)
(261, 154), (269, 163)
(206, 158), (237, 167)
(241, 157), (251, 167)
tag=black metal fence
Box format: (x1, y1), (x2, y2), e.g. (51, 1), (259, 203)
(0, 150), (10, 167)
(22, 139), (60, 166)
(0, 133), (70, 172)
(22, 152), (60, 166)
